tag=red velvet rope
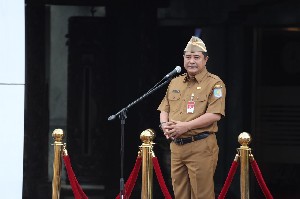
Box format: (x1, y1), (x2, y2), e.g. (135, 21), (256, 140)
(218, 160), (239, 199)
(152, 157), (173, 199)
(116, 156), (142, 199)
(63, 155), (88, 199)
(250, 159), (274, 199)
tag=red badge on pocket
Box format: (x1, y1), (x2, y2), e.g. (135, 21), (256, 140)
(187, 101), (195, 113)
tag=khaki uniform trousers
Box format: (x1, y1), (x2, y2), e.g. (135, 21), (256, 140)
(170, 133), (219, 199)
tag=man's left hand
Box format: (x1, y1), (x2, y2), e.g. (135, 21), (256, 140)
(164, 120), (190, 139)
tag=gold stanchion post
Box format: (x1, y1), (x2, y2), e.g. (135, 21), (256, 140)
(139, 129), (155, 199)
(52, 129), (64, 199)
(237, 132), (252, 199)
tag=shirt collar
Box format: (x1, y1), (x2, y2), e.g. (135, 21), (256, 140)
(183, 67), (208, 83)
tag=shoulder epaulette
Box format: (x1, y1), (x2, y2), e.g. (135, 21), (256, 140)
(207, 73), (221, 81)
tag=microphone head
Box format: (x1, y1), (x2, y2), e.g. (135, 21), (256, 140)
(108, 115), (116, 121)
(175, 66), (181, 73)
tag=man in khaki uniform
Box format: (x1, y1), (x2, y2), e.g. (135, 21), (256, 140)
(158, 36), (226, 199)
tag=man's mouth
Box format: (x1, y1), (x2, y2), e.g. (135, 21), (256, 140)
(187, 66), (197, 69)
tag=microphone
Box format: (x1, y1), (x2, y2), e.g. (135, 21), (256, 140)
(162, 66), (181, 80)
(108, 115), (116, 121)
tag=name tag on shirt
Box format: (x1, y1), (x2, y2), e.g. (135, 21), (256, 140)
(187, 101), (195, 113)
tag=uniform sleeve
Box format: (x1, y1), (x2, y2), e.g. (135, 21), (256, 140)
(157, 84), (171, 113)
(206, 81), (226, 116)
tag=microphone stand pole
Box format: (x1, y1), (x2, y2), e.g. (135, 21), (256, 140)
(108, 78), (172, 198)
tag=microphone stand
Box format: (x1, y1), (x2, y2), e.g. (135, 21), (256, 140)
(108, 78), (172, 198)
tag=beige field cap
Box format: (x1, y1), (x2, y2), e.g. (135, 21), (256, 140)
(184, 36), (207, 52)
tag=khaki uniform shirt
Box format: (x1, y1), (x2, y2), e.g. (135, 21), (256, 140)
(158, 67), (226, 138)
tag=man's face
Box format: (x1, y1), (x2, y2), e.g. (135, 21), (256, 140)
(183, 51), (208, 76)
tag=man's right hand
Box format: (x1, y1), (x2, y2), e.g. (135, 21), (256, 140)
(161, 121), (175, 139)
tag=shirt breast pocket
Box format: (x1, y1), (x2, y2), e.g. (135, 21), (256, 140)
(194, 94), (207, 115)
(168, 92), (181, 112)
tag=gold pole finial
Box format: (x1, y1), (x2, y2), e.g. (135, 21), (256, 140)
(238, 132), (251, 147)
(140, 129), (156, 199)
(52, 129), (64, 199)
(237, 132), (251, 199)
(52, 129), (64, 142)
(140, 129), (155, 144)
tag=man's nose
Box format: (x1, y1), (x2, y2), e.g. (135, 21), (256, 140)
(189, 58), (196, 63)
